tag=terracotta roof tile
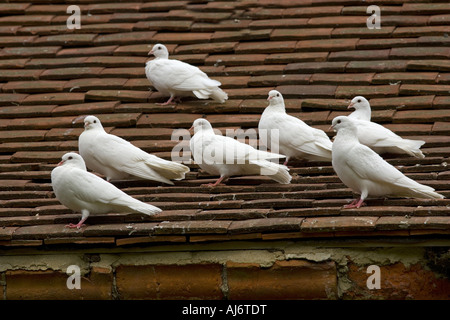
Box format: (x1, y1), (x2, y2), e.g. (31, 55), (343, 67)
(0, 0), (449, 248)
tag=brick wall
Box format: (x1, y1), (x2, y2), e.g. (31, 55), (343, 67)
(1, 246), (449, 300)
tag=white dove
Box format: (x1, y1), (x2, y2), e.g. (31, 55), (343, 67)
(190, 118), (292, 186)
(331, 116), (443, 209)
(145, 43), (228, 105)
(79, 115), (190, 184)
(51, 153), (162, 228)
(347, 96), (425, 158)
(258, 90), (333, 165)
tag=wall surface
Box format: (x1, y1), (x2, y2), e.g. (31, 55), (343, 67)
(1, 239), (449, 300)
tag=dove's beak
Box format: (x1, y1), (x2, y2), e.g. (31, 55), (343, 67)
(57, 160), (65, 166)
(267, 96), (272, 101)
(148, 50), (154, 56)
(189, 126), (194, 134)
(348, 102), (355, 109)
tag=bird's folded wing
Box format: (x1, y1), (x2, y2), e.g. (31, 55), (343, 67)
(155, 59), (220, 91)
(277, 116), (332, 155)
(68, 169), (128, 205)
(345, 144), (408, 187)
(355, 121), (405, 147)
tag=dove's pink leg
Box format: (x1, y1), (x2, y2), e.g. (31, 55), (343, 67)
(343, 198), (366, 209)
(283, 157), (290, 166)
(202, 176), (226, 187)
(65, 219), (87, 229)
(156, 94), (177, 106)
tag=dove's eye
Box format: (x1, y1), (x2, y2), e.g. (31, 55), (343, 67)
(276, 94), (280, 97)
(337, 120), (341, 124)
(158, 46), (162, 50)
(68, 156), (73, 160)
(93, 120), (97, 123)
(357, 99), (361, 103)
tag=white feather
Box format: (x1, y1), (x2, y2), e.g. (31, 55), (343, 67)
(51, 153), (161, 226)
(259, 90), (332, 163)
(79, 116), (190, 184)
(190, 119), (291, 184)
(331, 116), (443, 203)
(145, 44), (228, 103)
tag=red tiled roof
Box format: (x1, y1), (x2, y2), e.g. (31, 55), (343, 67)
(0, 0), (450, 248)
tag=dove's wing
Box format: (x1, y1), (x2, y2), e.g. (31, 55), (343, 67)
(60, 167), (152, 211)
(148, 59), (221, 92)
(276, 114), (332, 155)
(87, 133), (180, 184)
(355, 120), (403, 147)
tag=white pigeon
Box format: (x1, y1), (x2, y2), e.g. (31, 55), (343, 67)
(190, 118), (292, 186)
(347, 96), (425, 158)
(348, 96), (372, 121)
(258, 90), (333, 165)
(331, 116), (443, 208)
(79, 115), (190, 184)
(51, 153), (162, 228)
(145, 43), (228, 105)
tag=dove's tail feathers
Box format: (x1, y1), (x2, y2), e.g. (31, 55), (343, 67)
(398, 139), (426, 159)
(210, 87), (228, 103)
(145, 157), (190, 181)
(250, 160), (292, 184)
(411, 187), (444, 200)
(129, 202), (162, 216)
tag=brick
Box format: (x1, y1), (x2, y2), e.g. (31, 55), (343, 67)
(402, 3), (450, 14)
(249, 18), (309, 29)
(175, 42), (237, 55)
(390, 47), (450, 59)
(376, 216), (450, 231)
(372, 72), (438, 85)
(100, 67), (145, 78)
(85, 90), (149, 103)
(301, 216), (378, 232)
(393, 26), (450, 37)
(6, 270), (112, 300)
(2, 80), (66, 93)
(0, 130), (47, 143)
(25, 57), (88, 69)
(345, 262), (450, 300)
(134, 20), (193, 31)
(52, 101), (119, 117)
(227, 260), (337, 299)
(0, 58), (29, 69)
(310, 73), (374, 85)
(0, 15), (54, 26)
(296, 38), (358, 52)
(285, 61), (347, 73)
(417, 36), (450, 46)
(21, 93), (85, 106)
(235, 41), (297, 54)
(433, 96), (450, 108)
(335, 85), (399, 99)
(276, 85), (337, 98)
(56, 46), (118, 57)
(308, 16), (367, 27)
(271, 28), (333, 40)
(205, 54), (267, 67)
(399, 84), (450, 96)
(356, 38), (417, 50)
(394, 109), (450, 123)
(87, 2), (142, 13)
(225, 65), (285, 76)
(0, 3), (30, 14)
(0, 69), (43, 81)
(0, 93), (29, 106)
(329, 49), (390, 61)
(84, 56), (147, 68)
(64, 78), (128, 92)
(332, 27), (395, 38)
(0, 35), (37, 46)
(152, 32), (212, 44)
(346, 60), (408, 72)
(248, 74), (311, 87)
(285, 5), (344, 18)
(265, 51), (328, 64)
(0, 105), (56, 118)
(33, 34), (98, 46)
(407, 60), (450, 72)
(378, 16), (429, 27)
(0, 46), (60, 59)
(212, 29), (271, 42)
(370, 96), (435, 110)
(152, 220), (231, 235)
(40, 67), (104, 80)
(94, 31), (157, 46)
(116, 264), (223, 299)
(191, 19), (251, 32)
(228, 217), (303, 234)
(429, 14), (450, 25)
